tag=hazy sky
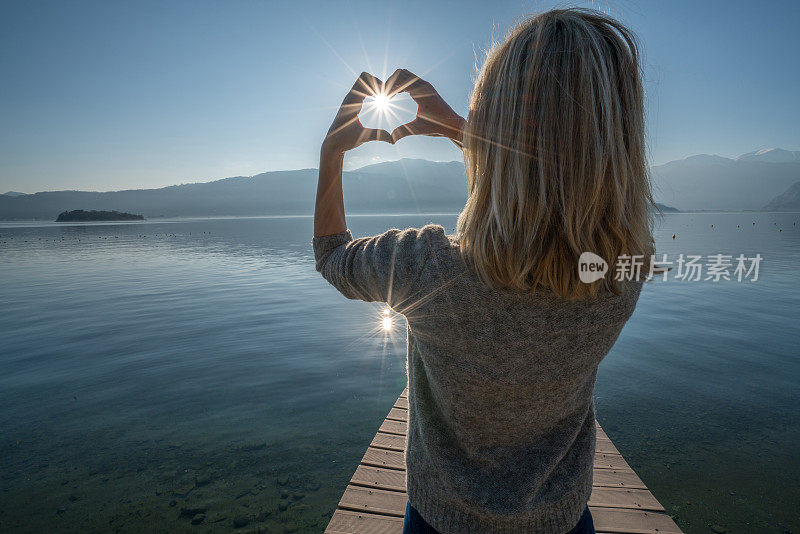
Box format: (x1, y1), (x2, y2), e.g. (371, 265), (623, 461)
(1, 0), (798, 193)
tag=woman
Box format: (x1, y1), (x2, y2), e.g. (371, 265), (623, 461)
(313, 8), (654, 534)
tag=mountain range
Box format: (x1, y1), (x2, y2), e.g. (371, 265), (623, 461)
(650, 148), (800, 211)
(1, 149), (799, 220)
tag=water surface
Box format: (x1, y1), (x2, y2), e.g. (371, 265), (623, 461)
(1, 213), (798, 533)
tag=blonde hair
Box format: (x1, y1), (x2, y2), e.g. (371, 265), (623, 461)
(456, 8), (656, 299)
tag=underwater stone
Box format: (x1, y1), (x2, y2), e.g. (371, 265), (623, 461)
(233, 516), (249, 528)
(172, 484), (195, 497)
(195, 474), (213, 487)
(191, 513), (206, 525)
(255, 510), (272, 522)
(180, 506), (208, 518)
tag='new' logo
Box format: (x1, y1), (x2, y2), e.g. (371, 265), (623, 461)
(578, 252), (608, 283)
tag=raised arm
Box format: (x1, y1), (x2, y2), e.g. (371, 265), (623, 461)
(314, 72), (393, 238)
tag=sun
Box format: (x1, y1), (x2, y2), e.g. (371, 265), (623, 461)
(381, 307), (393, 331)
(370, 92), (390, 112)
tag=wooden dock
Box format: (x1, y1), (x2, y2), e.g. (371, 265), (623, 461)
(326, 389), (683, 534)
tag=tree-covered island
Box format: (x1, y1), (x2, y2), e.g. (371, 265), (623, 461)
(56, 210), (145, 222)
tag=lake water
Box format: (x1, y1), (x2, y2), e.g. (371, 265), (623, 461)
(1, 212), (798, 534)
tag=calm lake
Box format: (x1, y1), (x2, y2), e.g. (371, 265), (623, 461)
(1, 212), (798, 533)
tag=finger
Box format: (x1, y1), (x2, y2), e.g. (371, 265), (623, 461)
(359, 128), (394, 145)
(326, 114), (361, 139)
(385, 68), (431, 99)
(343, 71), (383, 106)
(391, 118), (426, 142)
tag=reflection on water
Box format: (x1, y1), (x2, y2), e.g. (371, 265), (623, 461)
(0, 213), (798, 533)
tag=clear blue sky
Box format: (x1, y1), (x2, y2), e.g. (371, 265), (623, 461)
(1, 0), (798, 193)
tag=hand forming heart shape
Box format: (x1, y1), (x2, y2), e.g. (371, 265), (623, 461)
(322, 72), (393, 156)
(383, 69), (466, 146)
(322, 70), (466, 156)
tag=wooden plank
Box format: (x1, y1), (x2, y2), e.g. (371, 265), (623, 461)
(378, 419), (407, 436)
(594, 452), (635, 471)
(385, 407), (408, 422)
(328, 391), (683, 534)
(370, 432), (406, 452)
(362, 447), (405, 471)
(339, 485), (407, 517)
(325, 509), (404, 534)
(590, 506), (682, 534)
(351, 465), (406, 492)
(362, 445), (636, 474)
(592, 469), (647, 489)
(589, 487), (664, 512)
(349, 466), (648, 496)
(596, 437), (620, 454)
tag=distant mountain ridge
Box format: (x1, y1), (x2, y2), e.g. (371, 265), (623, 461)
(1, 149), (798, 220)
(763, 181), (800, 211)
(651, 148), (800, 211)
(736, 148), (800, 163)
(0, 159), (468, 221)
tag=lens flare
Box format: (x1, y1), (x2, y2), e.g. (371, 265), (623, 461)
(371, 93), (390, 111)
(382, 315), (393, 331)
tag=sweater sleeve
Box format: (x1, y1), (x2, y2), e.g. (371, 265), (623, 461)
(312, 224), (446, 311)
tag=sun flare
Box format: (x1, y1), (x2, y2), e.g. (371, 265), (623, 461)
(370, 93), (390, 112)
(382, 315), (393, 331)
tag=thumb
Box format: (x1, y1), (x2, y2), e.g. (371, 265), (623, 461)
(391, 118), (423, 143)
(362, 128), (394, 144)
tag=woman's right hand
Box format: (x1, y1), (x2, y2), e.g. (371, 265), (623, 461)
(385, 69), (466, 148)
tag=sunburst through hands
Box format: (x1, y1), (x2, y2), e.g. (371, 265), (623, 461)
(360, 90), (417, 133)
(381, 307), (393, 331)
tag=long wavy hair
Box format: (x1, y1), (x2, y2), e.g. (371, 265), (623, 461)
(456, 8), (656, 299)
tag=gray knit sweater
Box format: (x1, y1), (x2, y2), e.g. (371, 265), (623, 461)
(313, 224), (642, 534)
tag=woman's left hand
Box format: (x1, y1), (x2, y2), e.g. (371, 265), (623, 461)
(322, 72), (394, 156)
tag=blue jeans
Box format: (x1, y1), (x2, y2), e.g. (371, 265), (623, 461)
(402, 502), (595, 534)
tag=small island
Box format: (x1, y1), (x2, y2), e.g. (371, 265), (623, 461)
(56, 209), (145, 222)
(654, 202), (679, 213)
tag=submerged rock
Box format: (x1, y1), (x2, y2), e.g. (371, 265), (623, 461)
(180, 506), (208, 518)
(195, 474), (213, 487)
(255, 510), (272, 522)
(191, 513), (206, 525)
(233, 516), (250, 528)
(172, 484), (195, 498)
